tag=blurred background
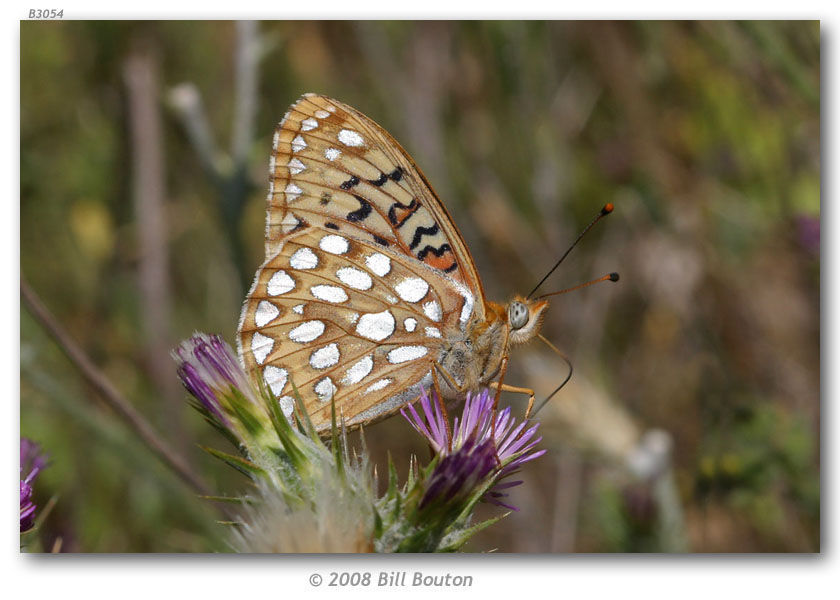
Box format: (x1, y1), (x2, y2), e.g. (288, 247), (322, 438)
(20, 21), (819, 552)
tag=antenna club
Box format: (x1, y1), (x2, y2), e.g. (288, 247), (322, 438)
(609, 272), (620, 282)
(602, 203), (614, 215)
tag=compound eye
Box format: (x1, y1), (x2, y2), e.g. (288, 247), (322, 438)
(509, 302), (529, 330)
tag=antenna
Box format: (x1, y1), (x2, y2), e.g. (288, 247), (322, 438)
(536, 272), (619, 300)
(526, 203), (614, 300)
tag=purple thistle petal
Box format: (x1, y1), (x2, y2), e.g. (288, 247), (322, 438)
(400, 401), (427, 436)
(172, 333), (259, 428)
(177, 362), (227, 423)
(516, 435), (545, 458)
(490, 479), (524, 491)
(493, 407), (514, 437)
(498, 449), (547, 480)
(455, 390), (491, 445)
(402, 386), (546, 514)
(20, 438), (47, 479)
(401, 404), (439, 452)
(506, 435), (545, 461)
(484, 497), (520, 511)
(20, 438), (48, 533)
(401, 388), (449, 452)
(195, 340), (236, 384)
(497, 422), (537, 457)
(422, 391), (449, 450)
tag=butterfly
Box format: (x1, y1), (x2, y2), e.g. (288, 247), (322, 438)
(237, 93), (572, 433)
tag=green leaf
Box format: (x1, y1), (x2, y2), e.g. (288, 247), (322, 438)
(227, 389), (264, 437)
(385, 453), (399, 501)
(371, 504), (384, 540)
(406, 455), (417, 488)
(261, 381), (307, 467)
(201, 446), (265, 479)
(198, 495), (252, 505)
(440, 512), (510, 551)
(289, 379), (319, 440)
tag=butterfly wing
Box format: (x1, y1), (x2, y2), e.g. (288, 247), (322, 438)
(264, 93), (486, 312)
(238, 227), (467, 431)
(238, 93), (485, 430)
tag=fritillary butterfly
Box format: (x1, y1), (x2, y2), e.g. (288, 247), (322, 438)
(237, 93), (552, 432)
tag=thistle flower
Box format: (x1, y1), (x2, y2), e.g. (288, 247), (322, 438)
(20, 438), (48, 533)
(173, 333), (257, 427)
(402, 388), (545, 512)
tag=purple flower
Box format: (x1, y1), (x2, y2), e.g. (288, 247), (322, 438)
(173, 334), (254, 426)
(402, 388), (546, 511)
(20, 438), (48, 533)
(419, 436), (498, 513)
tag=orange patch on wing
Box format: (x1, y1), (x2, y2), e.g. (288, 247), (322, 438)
(422, 249), (458, 272)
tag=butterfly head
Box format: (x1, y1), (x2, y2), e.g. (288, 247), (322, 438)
(507, 296), (549, 346)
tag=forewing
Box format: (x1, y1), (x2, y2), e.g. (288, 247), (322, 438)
(265, 93), (486, 319)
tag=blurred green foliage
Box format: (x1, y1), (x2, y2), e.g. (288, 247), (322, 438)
(21, 21), (819, 552)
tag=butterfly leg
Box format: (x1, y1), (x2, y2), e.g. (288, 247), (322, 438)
(485, 355), (514, 458)
(491, 355), (512, 411)
(487, 382), (537, 419)
(430, 366), (453, 450)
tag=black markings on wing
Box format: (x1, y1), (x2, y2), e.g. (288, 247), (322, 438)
(372, 234), (390, 247)
(416, 242), (452, 260)
(368, 172), (388, 187)
(325, 222), (340, 230)
(408, 222), (440, 251)
(368, 166), (405, 187)
(347, 194), (373, 223)
(290, 216), (309, 233)
(340, 175), (360, 190)
(387, 198), (420, 228)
